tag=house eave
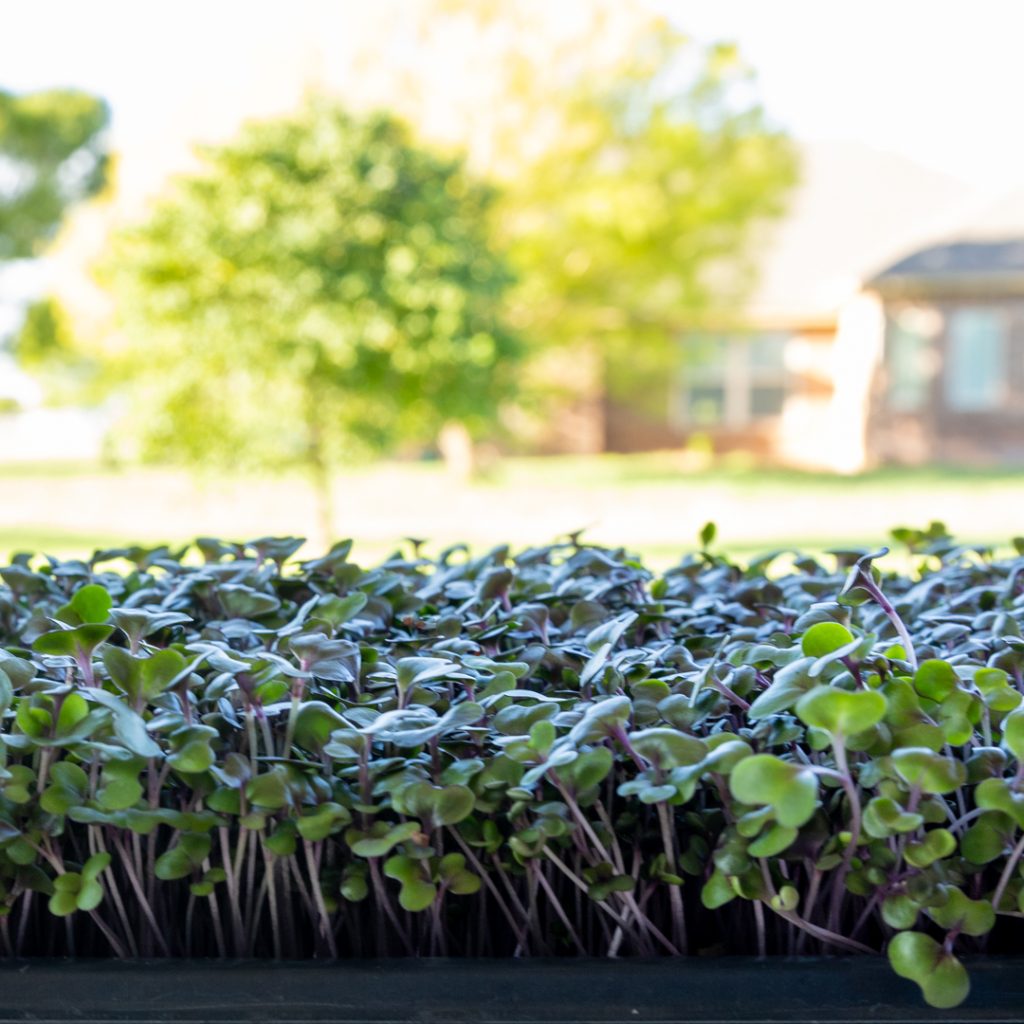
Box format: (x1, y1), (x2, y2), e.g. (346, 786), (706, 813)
(866, 272), (1024, 301)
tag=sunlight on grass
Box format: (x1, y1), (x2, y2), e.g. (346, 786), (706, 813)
(1, 454), (1021, 570)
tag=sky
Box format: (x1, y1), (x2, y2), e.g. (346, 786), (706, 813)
(676, 0), (1024, 193)
(2, 0), (1024, 196)
(2, 0), (1024, 341)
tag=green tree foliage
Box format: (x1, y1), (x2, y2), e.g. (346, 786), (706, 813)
(10, 295), (93, 404)
(0, 88), (109, 261)
(11, 295), (74, 369)
(101, 99), (519, 537)
(498, 25), (798, 410)
(392, 3), (798, 425)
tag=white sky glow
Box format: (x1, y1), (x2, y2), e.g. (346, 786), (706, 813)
(2, 0), (1023, 195)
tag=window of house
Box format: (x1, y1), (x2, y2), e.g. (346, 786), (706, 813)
(748, 334), (788, 418)
(886, 310), (933, 412)
(680, 336), (728, 427)
(944, 307), (1006, 412)
(676, 333), (789, 428)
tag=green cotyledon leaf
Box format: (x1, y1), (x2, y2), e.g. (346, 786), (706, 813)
(729, 754), (818, 828)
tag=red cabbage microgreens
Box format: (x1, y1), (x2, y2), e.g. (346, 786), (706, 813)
(0, 528), (1022, 1009)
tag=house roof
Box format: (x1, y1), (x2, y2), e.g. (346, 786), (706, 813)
(939, 187), (1024, 240)
(880, 240), (1024, 276)
(743, 141), (975, 325)
(869, 189), (1024, 293)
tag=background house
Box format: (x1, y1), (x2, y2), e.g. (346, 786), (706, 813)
(869, 191), (1024, 466)
(600, 141), (1024, 473)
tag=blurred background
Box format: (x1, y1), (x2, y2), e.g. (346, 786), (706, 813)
(2, 0), (1024, 567)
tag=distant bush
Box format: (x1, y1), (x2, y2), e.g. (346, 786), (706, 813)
(0, 529), (1022, 1008)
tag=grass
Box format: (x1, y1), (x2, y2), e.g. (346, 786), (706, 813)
(477, 451), (1024, 488)
(1, 452), (1021, 569)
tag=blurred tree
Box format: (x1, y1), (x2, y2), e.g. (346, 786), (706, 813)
(11, 295), (75, 369)
(10, 294), (95, 404)
(492, 23), (795, 438)
(503, 29), (799, 427)
(0, 88), (109, 261)
(100, 99), (519, 541)
(381, 2), (798, 439)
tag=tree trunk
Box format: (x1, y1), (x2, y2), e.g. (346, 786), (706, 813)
(438, 421), (476, 483)
(308, 444), (335, 555)
(304, 393), (335, 554)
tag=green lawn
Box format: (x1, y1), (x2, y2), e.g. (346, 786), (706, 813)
(1, 453), (1021, 569)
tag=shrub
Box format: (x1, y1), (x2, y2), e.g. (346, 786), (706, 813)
(0, 529), (1022, 1008)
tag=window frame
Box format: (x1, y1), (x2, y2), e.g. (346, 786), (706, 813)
(674, 332), (790, 430)
(884, 307), (936, 413)
(942, 305), (1010, 413)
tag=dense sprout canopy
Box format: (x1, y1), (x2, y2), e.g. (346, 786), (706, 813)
(0, 528), (1022, 1009)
